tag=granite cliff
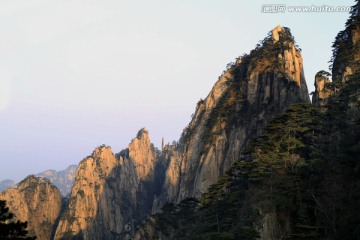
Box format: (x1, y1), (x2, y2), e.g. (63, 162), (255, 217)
(313, 1), (360, 104)
(1, 24), (335, 240)
(37, 165), (78, 196)
(154, 25), (310, 210)
(0, 165), (77, 196)
(54, 129), (160, 239)
(49, 25), (311, 240)
(134, 3), (360, 239)
(0, 176), (62, 240)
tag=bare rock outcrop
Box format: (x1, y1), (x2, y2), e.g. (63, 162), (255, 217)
(129, 128), (157, 181)
(54, 129), (159, 240)
(37, 164), (77, 196)
(54, 146), (119, 239)
(312, 71), (333, 105)
(168, 25), (310, 201)
(2, 26), (314, 240)
(0, 176), (62, 240)
(332, 14), (360, 82)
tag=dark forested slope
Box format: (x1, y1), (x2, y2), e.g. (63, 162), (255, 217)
(134, 2), (360, 239)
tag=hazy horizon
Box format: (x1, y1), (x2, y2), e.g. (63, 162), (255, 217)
(0, 0), (355, 182)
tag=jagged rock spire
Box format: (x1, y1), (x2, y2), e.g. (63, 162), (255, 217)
(271, 24), (283, 42)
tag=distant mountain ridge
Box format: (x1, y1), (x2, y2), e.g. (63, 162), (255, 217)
(36, 164), (77, 196)
(0, 179), (16, 192)
(1, 2), (359, 238)
(0, 176), (62, 240)
(54, 24), (310, 240)
(1, 25), (312, 240)
(0, 164), (77, 196)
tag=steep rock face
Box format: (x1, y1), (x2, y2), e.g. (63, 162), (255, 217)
(166, 25), (310, 201)
(152, 144), (182, 212)
(4, 26), (313, 240)
(132, 217), (159, 240)
(313, 3), (359, 107)
(37, 164), (77, 196)
(128, 128), (157, 181)
(0, 176), (62, 240)
(54, 129), (159, 240)
(54, 146), (119, 239)
(332, 28), (360, 82)
(312, 71), (332, 105)
(332, 3), (360, 82)
(0, 165), (77, 196)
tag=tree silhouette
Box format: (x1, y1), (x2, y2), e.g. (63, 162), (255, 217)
(0, 200), (36, 240)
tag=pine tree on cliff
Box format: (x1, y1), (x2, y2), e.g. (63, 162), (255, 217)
(0, 200), (36, 240)
(331, 0), (360, 76)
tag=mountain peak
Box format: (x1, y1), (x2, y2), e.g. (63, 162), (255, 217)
(271, 25), (284, 41)
(91, 144), (113, 159)
(136, 127), (149, 139)
(131, 128), (151, 147)
(129, 128), (156, 180)
(0, 174), (61, 240)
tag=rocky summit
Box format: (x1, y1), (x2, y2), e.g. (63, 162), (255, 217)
(54, 129), (160, 240)
(1, 3), (359, 239)
(0, 176), (62, 240)
(1, 25), (312, 240)
(36, 165), (78, 196)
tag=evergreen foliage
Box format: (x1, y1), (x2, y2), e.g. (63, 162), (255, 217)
(0, 200), (36, 240)
(142, 6), (360, 238)
(146, 90), (359, 239)
(331, 0), (360, 75)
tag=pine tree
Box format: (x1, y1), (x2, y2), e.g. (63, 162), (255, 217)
(0, 200), (36, 240)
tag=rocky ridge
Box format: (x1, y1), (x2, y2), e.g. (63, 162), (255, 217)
(0, 176), (62, 240)
(312, 2), (360, 105)
(37, 164), (77, 196)
(0, 179), (16, 192)
(165, 25), (310, 204)
(0, 165), (78, 196)
(2, 25), (313, 240)
(134, 3), (360, 239)
(54, 129), (160, 239)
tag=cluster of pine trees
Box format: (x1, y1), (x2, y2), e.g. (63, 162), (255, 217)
(0, 200), (36, 239)
(150, 77), (359, 239)
(142, 1), (360, 239)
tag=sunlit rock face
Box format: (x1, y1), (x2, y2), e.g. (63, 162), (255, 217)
(48, 24), (358, 240)
(312, 72), (332, 106)
(54, 129), (160, 240)
(37, 164), (78, 196)
(170, 25), (310, 202)
(0, 176), (62, 240)
(3, 25), (312, 240)
(133, 25), (312, 240)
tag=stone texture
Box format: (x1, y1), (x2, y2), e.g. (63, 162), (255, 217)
(129, 128), (156, 181)
(54, 146), (119, 239)
(2, 26), (313, 240)
(37, 164), (77, 196)
(54, 129), (159, 240)
(312, 74), (332, 106)
(332, 27), (360, 82)
(271, 25), (283, 42)
(137, 26), (311, 239)
(0, 176), (62, 240)
(170, 25), (310, 201)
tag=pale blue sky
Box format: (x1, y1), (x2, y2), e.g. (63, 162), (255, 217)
(0, 0), (355, 181)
